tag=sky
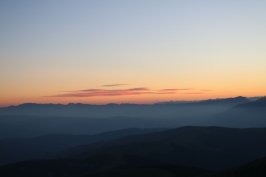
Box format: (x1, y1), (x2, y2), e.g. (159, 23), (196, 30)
(1, 0), (266, 107)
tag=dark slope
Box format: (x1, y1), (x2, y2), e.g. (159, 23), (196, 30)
(61, 126), (266, 170)
(0, 128), (167, 166)
(200, 156), (266, 177)
(8, 143), (266, 177)
(212, 96), (266, 127)
(81, 165), (210, 177)
(1, 126), (266, 176)
(0, 155), (210, 177)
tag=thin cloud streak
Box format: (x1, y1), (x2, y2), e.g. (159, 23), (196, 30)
(101, 84), (129, 87)
(46, 87), (208, 98)
(184, 92), (205, 94)
(47, 87), (176, 98)
(128, 87), (149, 91)
(155, 92), (176, 94)
(80, 89), (103, 92)
(47, 89), (153, 98)
(159, 88), (194, 91)
(159, 89), (179, 92)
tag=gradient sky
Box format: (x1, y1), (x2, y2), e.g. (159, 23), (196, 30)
(1, 0), (266, 107)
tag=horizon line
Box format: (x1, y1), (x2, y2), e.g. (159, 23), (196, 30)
(1, 95), (264, 108)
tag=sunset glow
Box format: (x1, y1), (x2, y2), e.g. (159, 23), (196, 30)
(1, 1), (266, 107)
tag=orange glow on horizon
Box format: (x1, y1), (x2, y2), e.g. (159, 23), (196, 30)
(1, 89), (265, 107)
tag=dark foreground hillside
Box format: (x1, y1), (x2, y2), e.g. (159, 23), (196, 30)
(0, 155), (210, 177)
(1, 126), (266, 176)
(200, 156), (266, 177)
(2, 155), (266, 177)
(60, 126), (266, 170)
(0, 128), (167, 166)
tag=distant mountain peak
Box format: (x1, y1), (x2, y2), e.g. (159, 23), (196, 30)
(234, 96), (246, 99)
(230, 95), (266, 110)
(199, 96), (249, 105)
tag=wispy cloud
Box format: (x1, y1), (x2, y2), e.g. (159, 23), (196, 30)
(159, 88), (193, 92)
(155, 92), (176, 94)
(159, 89), (179, 92)
(47, 88), (152, 97)
(46, 86), (209, 98)
(47, 87), (181, 98)
(101, 84), (129, 87)
(200, 90), (212, 92)
(128, 87), (149, 91)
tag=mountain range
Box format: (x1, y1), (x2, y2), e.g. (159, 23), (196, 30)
(1, 96), (266, 139)
(0, 96), (250, 118)
(1, 96), (266, 176)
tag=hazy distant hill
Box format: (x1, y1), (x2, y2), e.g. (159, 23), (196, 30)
(236, 96), (266, 108)
(0, 115), (169, 139)
(2, 96), (266, 140)
(198, 96), (248, 106)
(156, 96), (249, 106)
(212, 96), (266, 127)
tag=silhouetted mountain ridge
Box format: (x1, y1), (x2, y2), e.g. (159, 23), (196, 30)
(0, 96), (250, 118)
(1, 96), (265, 140)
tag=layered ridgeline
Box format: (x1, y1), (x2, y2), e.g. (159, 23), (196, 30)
(0, 96), (249, 118)
(212, 96), (266, 127)
(3, 96), (265, 139)
(1, 126), (266, 177)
